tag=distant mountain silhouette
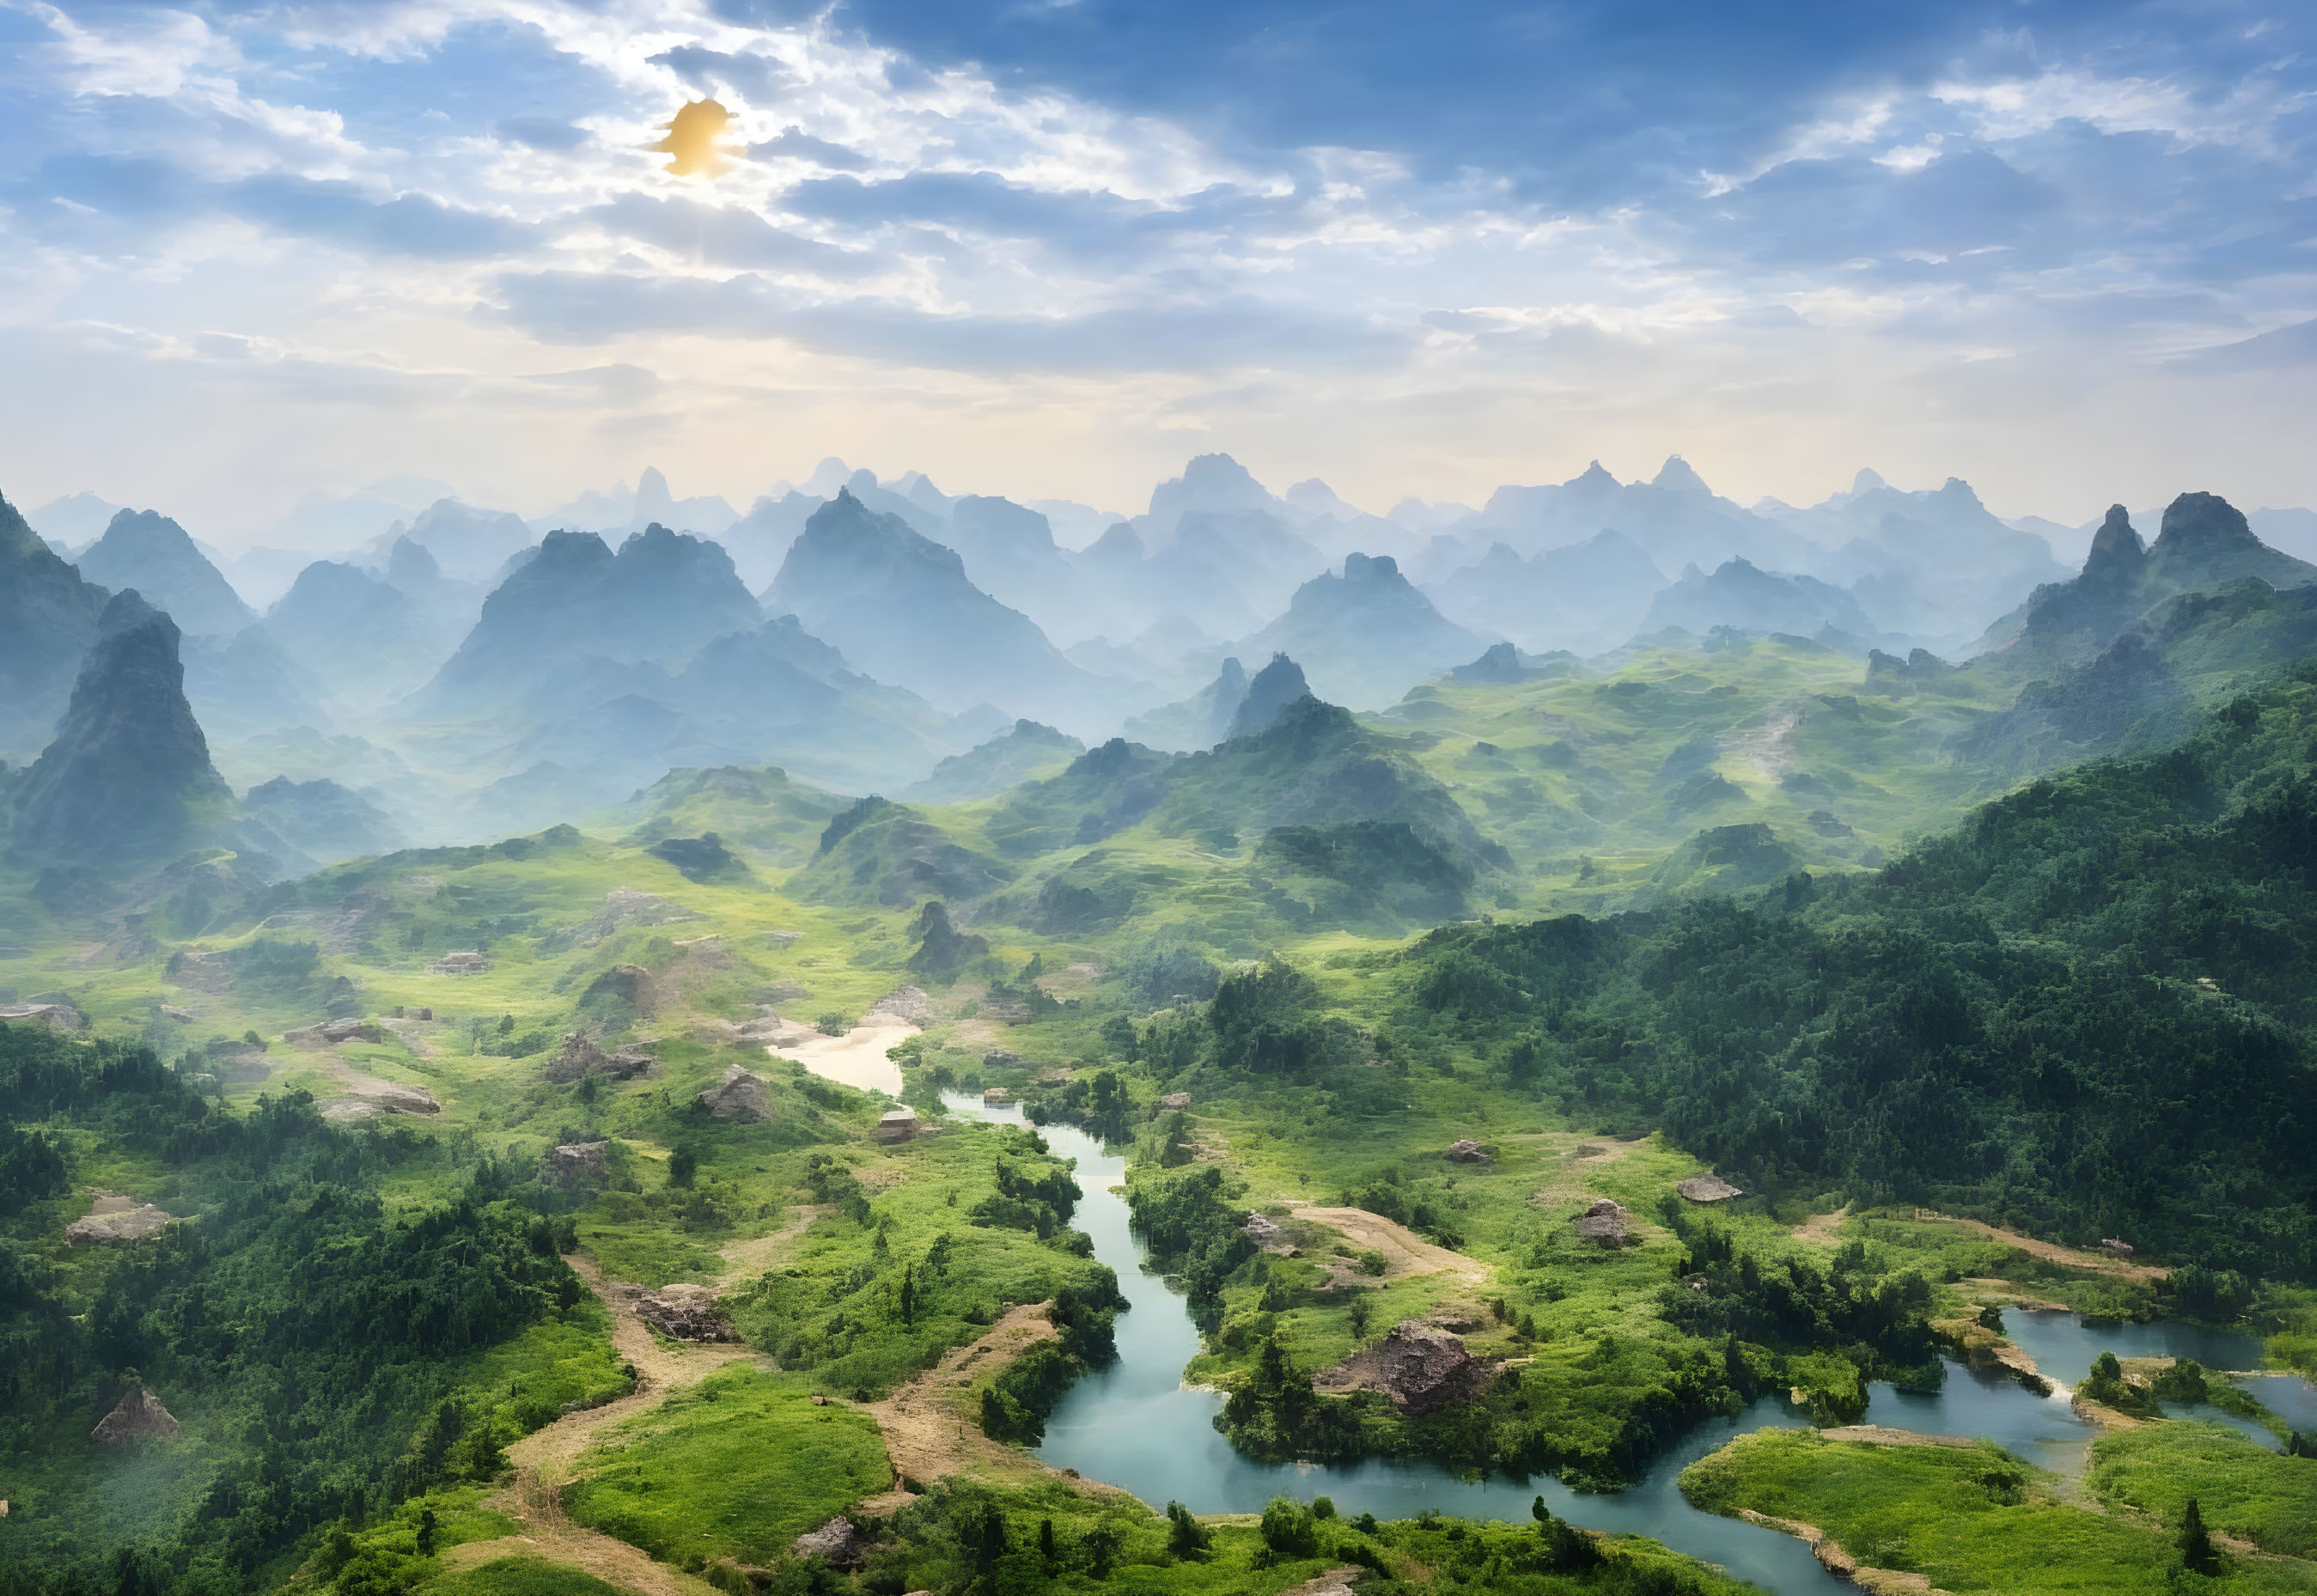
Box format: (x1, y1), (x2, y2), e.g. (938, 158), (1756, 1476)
(1124, 656), (1251, 752)
(266, 559), (448, 710)
(1474, 456), (1805, 574)
(1640, 557), (1877, 643)
(1238, 554), (1485, 708)
(0, 489), (109, 759)
(74, 509), (254, 640)
(241, 775), (404, 868)
(1759, 472), (2064, 638)
(1427, 530), (1667, 655)
(765, 489), (1095, 723)
(418, 523), (762, 712)
(904, 719), (1085, 802)
(6, 592), (232, 866)
(1228, 653), (1311, 738)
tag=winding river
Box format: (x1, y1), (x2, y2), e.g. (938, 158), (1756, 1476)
(928, 1092), (2306, 1594)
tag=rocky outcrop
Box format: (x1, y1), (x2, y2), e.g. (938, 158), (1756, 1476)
(1677, 1174), (1743, 1203)
(6, 591), (235, 866)
(790, 1516), (869, 1569)
(545, 1142), (609, 1185)
(285, 1016), (384, 1047)
(635, 1282), (737, 1342)
(1313, 1320), (1489, 1416)
(318, 1082), (440, 1120)
(571, 889), (704, 947)
(543, 1032), (655, 1082)
(1444, 1138), (1489, 1163)
(867, 986), (934, 1026)
(699, 1064), (772, 1121)
(66, 1194), (174, 1245)
(1245, 1212), (1299, 1256)
(430, 950), (490, 976)
(582, 964), (660, 1014)
(875, 1107), (919, 1143)
(984, 1051), (1021, 1068)
(0, 1002), (85, 1032)
(1156, 1092), (1192, 1110)
(1573, 1197), (1639, 1247)
(92, 1386), (180, 1446)
(0, 488), (108, 761)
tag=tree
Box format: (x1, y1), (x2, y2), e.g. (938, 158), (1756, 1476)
(1037, 1518), (1057, 1569)
(1165, 1502), (1211, 1559)
(1259, 1496), (1320, 1557)
(2178, 1497), (2219, 1575)
(667, 1143), (698, 1188)
(416, 1507), (439, 1557)
(1346, 1294), (1373, 1341)
(899, 1263), (916, 1327)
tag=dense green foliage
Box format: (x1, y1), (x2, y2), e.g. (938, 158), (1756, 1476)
(0, 1024), (606, 1596)
(1395, 667), (2317, 1277)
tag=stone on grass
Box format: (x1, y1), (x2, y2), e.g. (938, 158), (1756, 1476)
(1573, 1197), (1639, 1247)
(791, 1517), (868, 1569)
(1445, 1138), (1489, 1163)
(634, 1282), (737, 1342)
(700, 1064), (772, 1121)
(1676, 1174), (1742, 1203)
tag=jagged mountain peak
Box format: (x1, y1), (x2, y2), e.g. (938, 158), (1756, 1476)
(7, 586), (231, 866)
(1230, 653), (1310, 739)
(1851, 467), (1888, 496)
(1651, 454), (1711, 495)
(74, 508), (254, 640)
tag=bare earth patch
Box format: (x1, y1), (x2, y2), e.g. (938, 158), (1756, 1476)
(715, 1205), (829, 1288)
(1286, 1206), (1492, 1284)
(1735, 1508), (1951, 1595)
(1790, 1206), (1850, 1243)
(1911, 1210), (2170, 1282)
(863, 1303), (1125, 1502)
(446, 1254), (756, 1596)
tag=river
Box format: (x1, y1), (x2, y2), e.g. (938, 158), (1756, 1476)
(928, 1092), (2306, 1593)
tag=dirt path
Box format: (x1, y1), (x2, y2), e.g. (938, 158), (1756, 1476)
(443, 1254), (753, 1595)
(863, 1303), (1124, 1502)
(1287, 1206), (1492, 1284)
(1912, 1211), (2169, 1282)
(714, 1204), (828, 1288)
(1735, 1508), (1948, 1595)
(1790, 1206), (1849, 1243)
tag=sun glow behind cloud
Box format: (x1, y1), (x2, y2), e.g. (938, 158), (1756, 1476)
(0, 0), (2311, 534)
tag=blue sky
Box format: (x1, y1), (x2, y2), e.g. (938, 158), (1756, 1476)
(0, 0), (2311, 538)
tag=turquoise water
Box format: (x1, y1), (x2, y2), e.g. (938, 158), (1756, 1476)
(931, 1094), (2312, 1593)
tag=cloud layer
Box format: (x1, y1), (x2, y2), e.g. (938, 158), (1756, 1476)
(0, 0), (2311, 533)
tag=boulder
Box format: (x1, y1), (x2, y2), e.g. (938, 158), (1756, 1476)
(0, 1002), (86, 1032)
(981, 1086), (1013, 1104)
(700, 1064), (772, 1121)
(546, 1142), (609, 1185)
(875, 1107), (920, 1144)
(92, 1386), (180, 1447)
(1313, 1320), (1487, 1416)
(285, 1016), (383, 1047)
(1445, 1138), (1489, 1163)
(1245, 1211), (1299, 1255)
(1280, 1570), (1367, 1596)
(66, 1194), (174, 1245)
(317, 1082), (441, 1120)
(983, 1002), (1034, 1026)
(791, 1516), (868, 1569)
(159, 1004), (194, 1023)
(634, 1282), (737, 1342)
(544, 1031), (655, 1083)
(983, 1050), (1021, 1067)
(1676, 1174), (1743, 1203)
(429, 950), (490, 976)
(737, 1011), (820, 1047)
(868, 986), (934, 1025)
(1157, 1092), (1192, 1111)
(2100, 1238), (2135, 1257)
(1573, 1197), (1639, 1247)
(582, 964), (659, 1014)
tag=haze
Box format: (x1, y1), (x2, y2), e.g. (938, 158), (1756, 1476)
(3, 0), (2314, 536)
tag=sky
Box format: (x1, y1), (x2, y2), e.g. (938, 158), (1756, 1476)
(1, 0), (2313, 543)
